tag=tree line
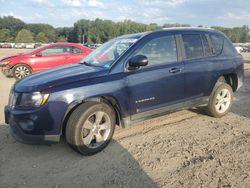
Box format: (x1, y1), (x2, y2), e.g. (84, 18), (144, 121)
(0, 16), (249, 44)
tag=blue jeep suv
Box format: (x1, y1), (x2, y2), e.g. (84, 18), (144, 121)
(4, 28), (244, 155)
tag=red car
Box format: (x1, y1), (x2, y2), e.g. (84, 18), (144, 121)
(0, 43), (92, 79)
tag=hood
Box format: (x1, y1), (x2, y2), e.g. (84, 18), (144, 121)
(1, 53), (27, 62)
(15, 64), (109, 92)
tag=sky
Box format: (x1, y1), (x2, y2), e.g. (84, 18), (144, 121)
(0, 0), (250, 28)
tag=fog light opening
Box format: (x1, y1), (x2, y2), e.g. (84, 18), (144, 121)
(19, 120), (34, 131)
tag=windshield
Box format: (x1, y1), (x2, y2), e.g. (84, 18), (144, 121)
(81, 37), (138, 68)
(22, 45), (46, 54)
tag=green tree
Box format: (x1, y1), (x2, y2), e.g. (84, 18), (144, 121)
(0, 16), (25, 39)
(35, 32), (48, 43)
(15, 29), (34, 43)
(212, 25), (249, 43)
(26, 23), (57, 42)
(57, 36), (67, 42)
(0, 28), (13, 42)
(95, 36), (101, 44)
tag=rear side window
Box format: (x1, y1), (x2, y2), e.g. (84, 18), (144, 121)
(201, 35), (211, 56)
(210, 34), (224, 55)
(136, 35), (177, 66)
(72, 47), (84, 54)
(182, 34), (204, 60)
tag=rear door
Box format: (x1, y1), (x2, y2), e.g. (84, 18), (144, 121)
(181, 32), (217, 100)
(126, 33), (185, 120)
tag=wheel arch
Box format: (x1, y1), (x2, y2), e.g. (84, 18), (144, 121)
(61, 96), (124, 135)
(11, 62), (33, 71)
(219, 73), (238, 92)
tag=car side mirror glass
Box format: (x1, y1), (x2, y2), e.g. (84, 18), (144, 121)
(36, 52), (42, 57)
(128, 55), (148, 70)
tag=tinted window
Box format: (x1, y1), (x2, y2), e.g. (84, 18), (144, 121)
(72, 47), (84, 54)
(210, 34), (224, 55)
(136, 35), (177, 66)
(41, 46), (71, 55)
(202, 35), (211, 56)
(223, 39), (237, 56)
(182, 34), (204, 60)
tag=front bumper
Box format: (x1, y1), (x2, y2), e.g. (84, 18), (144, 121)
(1, 66), (13, 77)
(5, 106), (61, 144)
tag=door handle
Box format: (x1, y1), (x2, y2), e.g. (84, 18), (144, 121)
(169, 67), (181, 73)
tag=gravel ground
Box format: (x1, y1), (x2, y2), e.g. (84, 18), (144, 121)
(0, 49), (250, 188)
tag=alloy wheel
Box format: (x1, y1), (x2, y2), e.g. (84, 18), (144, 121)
(14, 66), (31, 79)
(81, 111), (111, 149)
(215, 88), (231, 114)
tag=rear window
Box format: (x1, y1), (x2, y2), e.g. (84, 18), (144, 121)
(210, 34), (224, 55)
(182, 34), (204, 60)
(72, 47), (84, 54)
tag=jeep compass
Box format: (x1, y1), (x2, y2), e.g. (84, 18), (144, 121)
(4, 28), (244, 155)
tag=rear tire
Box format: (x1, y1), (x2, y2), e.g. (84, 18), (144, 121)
(206, 83), (233, 118)
(12, 64), (32, 79)
(66, 102), (116, 155)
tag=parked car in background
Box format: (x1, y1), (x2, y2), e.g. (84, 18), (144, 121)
(245, 45), (250, 52)
(84, 42), (102, 49)
(0, 42), (92, 79)
(1, 43), (12, 48)
(4, 28), (244, 155)
(14, 43), (25, 49)
(34, 43), (42, 49)
(25, 43), (35, 49)
(235, 46), (244, 53)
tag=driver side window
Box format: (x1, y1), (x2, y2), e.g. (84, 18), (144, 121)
(135, 35), (177, 66)
(41, 46), (71, 55)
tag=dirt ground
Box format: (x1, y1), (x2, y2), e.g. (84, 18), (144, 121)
(0, 49), (250, 188)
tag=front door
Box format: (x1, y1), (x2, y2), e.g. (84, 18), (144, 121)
(33, 45), (72, 71)
(126, 34), (185, 120)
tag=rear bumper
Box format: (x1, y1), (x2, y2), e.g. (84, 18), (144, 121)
(236, 69), (244, 91)
(5, 106), (61, 144)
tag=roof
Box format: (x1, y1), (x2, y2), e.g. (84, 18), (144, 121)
(49, 42), (83, 46)
(117, 27), (222, 40)
(161, 27), (215, 31)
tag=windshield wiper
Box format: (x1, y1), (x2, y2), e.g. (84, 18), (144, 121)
(80, 61), (104, 68)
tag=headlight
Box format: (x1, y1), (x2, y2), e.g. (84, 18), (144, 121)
(17, 92), (49, 108)
(0, 61), (10, 65)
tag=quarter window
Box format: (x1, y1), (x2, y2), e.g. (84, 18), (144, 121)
(182, 34), (204, 60)
(210, 34), (224, 55)
(223, 39), (237, 56)
(136, 35), (177, 66)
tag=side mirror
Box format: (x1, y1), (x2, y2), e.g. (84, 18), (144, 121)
(128, 55), (148, 70)
(36, 52), (42, 57)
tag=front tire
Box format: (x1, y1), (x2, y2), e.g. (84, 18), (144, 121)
(206, 83), (233, 118)
(12, 64), (32, 79)
(66, 102), (116, 155)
